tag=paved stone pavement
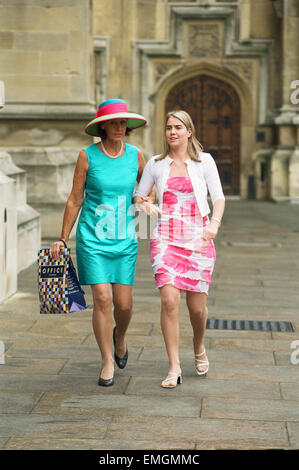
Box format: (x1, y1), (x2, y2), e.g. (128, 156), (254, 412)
(0, 200), (299, 450)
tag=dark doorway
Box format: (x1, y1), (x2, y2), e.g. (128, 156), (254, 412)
(165, 74), (241, 195)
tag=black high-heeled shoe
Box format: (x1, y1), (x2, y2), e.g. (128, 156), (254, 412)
(98, 376), (114, 387)
(113, 326), (128, 369)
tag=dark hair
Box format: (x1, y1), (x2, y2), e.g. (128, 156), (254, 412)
(97, 124), (132, 139)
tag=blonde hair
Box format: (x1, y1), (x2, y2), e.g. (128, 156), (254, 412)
(155, 110), (203, 162)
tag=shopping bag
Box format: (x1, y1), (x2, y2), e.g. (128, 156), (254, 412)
(37, 247), (87, 314)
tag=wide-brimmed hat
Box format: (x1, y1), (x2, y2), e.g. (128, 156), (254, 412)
(84, 98), (147, 136)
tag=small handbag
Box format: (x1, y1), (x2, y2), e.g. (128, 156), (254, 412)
(37, 242), (87, 314)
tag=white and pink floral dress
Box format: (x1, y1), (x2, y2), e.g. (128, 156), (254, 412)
(150, 176), (216, 293)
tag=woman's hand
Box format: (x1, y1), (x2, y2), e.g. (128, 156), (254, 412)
(50, 241), (66, 260)
(194, 220), (220, 252)
(202, 220), (219, 241)
(135, 196), (162, 217)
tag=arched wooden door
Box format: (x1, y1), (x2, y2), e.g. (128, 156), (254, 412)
(165, 75), (240, 195)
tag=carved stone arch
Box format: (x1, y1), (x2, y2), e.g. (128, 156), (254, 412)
(152, 62), (255, 198)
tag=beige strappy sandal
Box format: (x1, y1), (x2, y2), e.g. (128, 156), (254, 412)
(195, 349), (209, 376)
(161, 371), (182, 388)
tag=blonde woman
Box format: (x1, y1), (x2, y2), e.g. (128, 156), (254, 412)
(134, 110), (225, 388)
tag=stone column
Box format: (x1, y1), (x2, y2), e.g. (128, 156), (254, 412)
(0, 168), (17, 303)
(269, 149), (291, 200)
(0, 81), (17, 303)
(272, 0), (299, 200)
(289, 118), (299, 202)
(281, 0), (299, 113)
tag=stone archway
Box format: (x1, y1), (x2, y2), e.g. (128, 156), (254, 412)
(165, 74), (241, 195)
(152, 62), (254, 199)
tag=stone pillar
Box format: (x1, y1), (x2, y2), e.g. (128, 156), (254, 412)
(281, 0), (299, 112)
(273, 0), (299, 200)
(0, 168), (17, 303)
(289, 119), (299, 203)
(254, 149), (274, 200)
(274, 0), (299, 126)
(269, 149), (292, 200)
(0, 81), (17, 303)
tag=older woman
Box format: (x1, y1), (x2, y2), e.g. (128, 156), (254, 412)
(135, 110), (225, 388)
(50, 99), (150, 387)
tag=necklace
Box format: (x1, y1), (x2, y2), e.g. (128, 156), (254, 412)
(101, 141), (124, 158)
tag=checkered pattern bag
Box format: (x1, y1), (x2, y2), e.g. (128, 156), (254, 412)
(37, 247), (86, 314)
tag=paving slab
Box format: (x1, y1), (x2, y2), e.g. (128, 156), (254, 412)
(194, 440), (287, 450)
(0, 392), (43, 414)
(59, 355), (141, 376)
(7, 345), (102, 359)
(3, 438), (105, 450)
(213, 295), (298, 309)
(280, 383), (299, 401)
(202, 396), (299, 422)
(28, 317), (93, 338)
(3, 437), (196, 450)
(0, 318), (37, 334)
(0, 333), (85, 348)
(106, 416), (288, 448)
(0, 438), (9, 449)
(210, 338), (295, 353)
(0, 373), (130, 394)
(287, 423), (299, 448)
(274, 353), (297, 366)
(208, 363), (299, 384)
(32, 391), (202, 418)
(192, 329), (272, 340)
(87, 334), (181, 349)
(0, 414), (111, 439)
(139, 347), (275, 365)
(262, 279), (299, 288)
(125, 376), (280, 400)
(0, 357), (67, 375)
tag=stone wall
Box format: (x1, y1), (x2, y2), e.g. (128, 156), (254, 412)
(0, 0), (94, 117)
(0, 0), (94, 150)
(0, 0), (94, 238)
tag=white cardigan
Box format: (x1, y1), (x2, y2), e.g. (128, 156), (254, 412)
(135, 153), (225, 217)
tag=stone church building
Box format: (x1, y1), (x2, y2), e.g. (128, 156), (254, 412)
(0, 0), (299, 301)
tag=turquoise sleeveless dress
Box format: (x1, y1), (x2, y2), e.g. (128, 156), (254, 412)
(76, 143), (138, 285)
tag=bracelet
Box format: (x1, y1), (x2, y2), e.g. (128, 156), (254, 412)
(59, 239), (68, 248)
(211, 216), (221, 225)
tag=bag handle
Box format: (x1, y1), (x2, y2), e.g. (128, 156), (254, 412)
(59, 239), (68, 249)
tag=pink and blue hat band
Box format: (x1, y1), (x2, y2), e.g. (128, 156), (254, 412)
(85, 98), (147, 136)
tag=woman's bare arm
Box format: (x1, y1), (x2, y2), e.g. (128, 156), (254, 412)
(50, 150), (88, 258)
(137, 150), (156, 203)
